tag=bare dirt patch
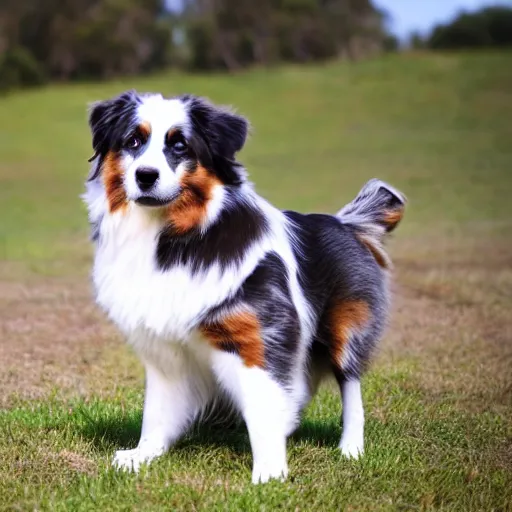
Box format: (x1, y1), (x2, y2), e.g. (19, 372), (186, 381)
(382, 231), (512, 416)
(0, 274), (125, 406)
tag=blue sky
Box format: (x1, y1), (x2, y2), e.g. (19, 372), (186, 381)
(374, 0), (512, 39)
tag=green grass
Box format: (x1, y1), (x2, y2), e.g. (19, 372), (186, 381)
(2, 51), (511, 271)
(1, 51), (511, 510)
(2, 369), (510, 510)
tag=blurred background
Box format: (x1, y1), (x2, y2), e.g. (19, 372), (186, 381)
(0, 1), (511, 509)
(1, 0), (512, 86)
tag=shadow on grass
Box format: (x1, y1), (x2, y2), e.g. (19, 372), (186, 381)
(76, 405), (142, 450)
(76, 405), (341, 455)
(292, 418), (341, 448)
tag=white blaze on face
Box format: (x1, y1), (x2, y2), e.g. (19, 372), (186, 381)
(123, 95), (191, 202)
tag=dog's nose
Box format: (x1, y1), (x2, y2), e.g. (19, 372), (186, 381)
(135, 167), (159, 191)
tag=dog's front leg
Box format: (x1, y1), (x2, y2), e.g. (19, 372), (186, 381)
(113, 355), (211, 472)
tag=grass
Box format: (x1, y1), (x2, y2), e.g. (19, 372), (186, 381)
(1, 51), (511, 510)
(1, 373), (510, 510)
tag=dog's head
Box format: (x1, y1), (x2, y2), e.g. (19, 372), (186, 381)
(87, 91), (249, 231)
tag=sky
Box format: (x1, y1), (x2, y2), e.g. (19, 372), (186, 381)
(374, 0), (512, 40)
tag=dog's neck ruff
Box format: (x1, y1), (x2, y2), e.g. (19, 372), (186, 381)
(89, 188), (284, 342)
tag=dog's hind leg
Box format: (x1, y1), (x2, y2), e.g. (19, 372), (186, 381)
(326, 298), (381, 459)
(336, 376), (365, 458)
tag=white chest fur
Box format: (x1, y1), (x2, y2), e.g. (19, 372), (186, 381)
(92, 205), (269, 341)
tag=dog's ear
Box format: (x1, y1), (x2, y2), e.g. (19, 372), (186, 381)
(87, 90), (140, 181)
(88, 90), (140, 157)
(184, 96), (249, 162)
(209, 104), (249, 159)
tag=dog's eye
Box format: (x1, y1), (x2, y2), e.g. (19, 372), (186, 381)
(125, 135), (141, 150)
(172, 140), (187, 156)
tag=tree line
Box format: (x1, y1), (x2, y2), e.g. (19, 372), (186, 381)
(181, 0), (392, 71)
(2, 2), (510, 91)
(410, 6), (512, 50)
(0, 0), (391, 90)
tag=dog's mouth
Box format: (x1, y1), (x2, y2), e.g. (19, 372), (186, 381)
(135, 192), (180, 208)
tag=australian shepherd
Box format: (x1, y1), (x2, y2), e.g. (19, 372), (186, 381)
(83, 91), (405, 483)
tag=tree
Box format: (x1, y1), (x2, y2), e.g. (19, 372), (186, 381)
(183, 0), (391, 70)
(0, 0), (173, 88)
(427, 6), (512, 50)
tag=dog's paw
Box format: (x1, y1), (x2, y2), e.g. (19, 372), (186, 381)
(112, 448), (153, 473)
(339, 435), (364, 459)
(251, 461), (288, 484)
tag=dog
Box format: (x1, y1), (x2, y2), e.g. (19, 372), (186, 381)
(83, 90), (405, 484)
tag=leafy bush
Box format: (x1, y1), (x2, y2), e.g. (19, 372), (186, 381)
(0, 47), (47, 91)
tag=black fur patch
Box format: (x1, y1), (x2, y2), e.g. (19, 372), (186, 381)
(181, 95), (249, 185)
(156, 194), (268, 274)
(213, 340), (242, 357)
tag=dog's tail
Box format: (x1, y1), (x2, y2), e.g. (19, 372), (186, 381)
(336, 179), (406, 269)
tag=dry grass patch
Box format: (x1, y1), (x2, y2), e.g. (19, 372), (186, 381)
(383, 229), (512, 417)
(0, 273), (123, 406)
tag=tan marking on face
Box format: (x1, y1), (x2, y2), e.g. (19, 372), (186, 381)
(201, 311), (264, 368)
(356, 233), (392, 270)
(139, 121), (151, 139)
(166, 127), (179, 142)
(329, 299), (370, 367)
(166, 164), (222, 234)
(383, 208), (404, 231)
(102, 151), (127, 213)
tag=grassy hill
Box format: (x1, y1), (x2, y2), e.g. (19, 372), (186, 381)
(0, 52), (511, 510)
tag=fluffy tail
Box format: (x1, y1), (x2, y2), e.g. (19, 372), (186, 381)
(337, 179), (406, 268)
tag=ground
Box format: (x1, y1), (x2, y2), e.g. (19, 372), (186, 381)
(0, 51), (511, 510)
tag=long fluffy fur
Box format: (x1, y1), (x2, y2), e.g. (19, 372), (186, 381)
(83, 91), (405, 483)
